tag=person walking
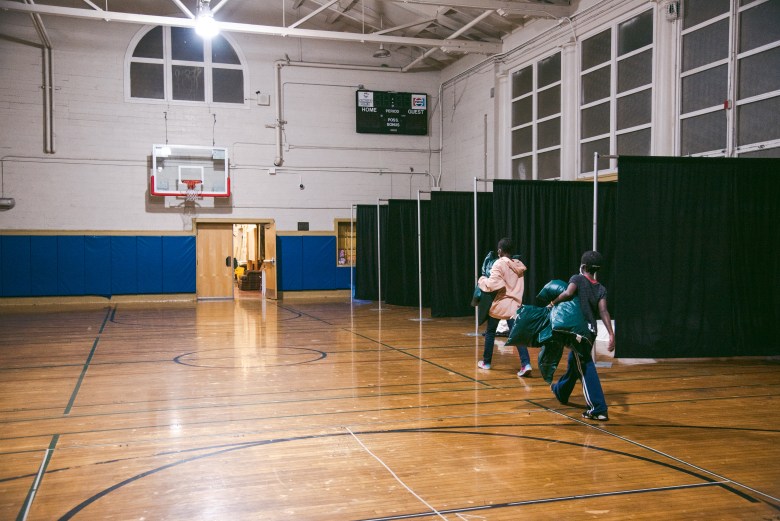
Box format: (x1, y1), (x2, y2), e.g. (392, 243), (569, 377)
(548, 250), (615, 421)
(476, 237), (533, 377)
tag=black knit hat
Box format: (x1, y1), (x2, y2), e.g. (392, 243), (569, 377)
(580, 250), (603, 270)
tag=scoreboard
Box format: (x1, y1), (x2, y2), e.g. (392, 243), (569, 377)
(356, 90), (428, 135)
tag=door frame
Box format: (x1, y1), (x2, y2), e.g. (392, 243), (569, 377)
(194, 218), (276, 300)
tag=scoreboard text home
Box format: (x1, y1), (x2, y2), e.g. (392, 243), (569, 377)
(356, 90), (428, 135)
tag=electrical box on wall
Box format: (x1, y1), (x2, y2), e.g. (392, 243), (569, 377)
(256, 92), (271, 106)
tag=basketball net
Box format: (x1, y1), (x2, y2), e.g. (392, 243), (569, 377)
(183, 180), (202, 202)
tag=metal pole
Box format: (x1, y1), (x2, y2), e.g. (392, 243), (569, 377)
(473, 177), (479, 336)
(593, 152), (599, 250)
(418, 190), (423, 321)
(377, 198), (382, 311)
(350, 203), (356, 303)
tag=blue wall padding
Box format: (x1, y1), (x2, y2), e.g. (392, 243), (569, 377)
(277, 235), (350, 291)
(137, 236), (163, 294)
(31, 236), (58, 296)
(58, 236), (85, 296)
(0, 234), (196, 298)
(302, 236), (336, 290)
(1, 236), (31, 297)
(163, 236), (196, 293)
(111, 236), (138, 294)
(278, 236), (303, 290)
(85, 236), (112, 297)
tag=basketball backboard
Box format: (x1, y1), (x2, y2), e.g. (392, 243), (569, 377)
(151, 144), (230, 197)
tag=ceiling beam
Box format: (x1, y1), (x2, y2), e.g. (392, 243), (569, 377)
(387, 0), (571, 18)
(0, 1), (501, 54)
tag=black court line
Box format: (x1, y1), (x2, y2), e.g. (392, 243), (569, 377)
(63, 306), (113, 415)
(53, 427), (774, 520)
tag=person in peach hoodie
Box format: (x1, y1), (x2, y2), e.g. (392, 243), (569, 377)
(477, 237), (533, 377)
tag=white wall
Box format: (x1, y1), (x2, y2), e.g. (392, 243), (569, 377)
(0, 13), (441, 232)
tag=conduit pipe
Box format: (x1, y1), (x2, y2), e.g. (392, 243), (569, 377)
(272, 60), (404, 167)
(26, 0), (55, 154)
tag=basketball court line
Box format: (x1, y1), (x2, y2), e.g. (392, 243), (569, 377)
(537, 403), (780, 504)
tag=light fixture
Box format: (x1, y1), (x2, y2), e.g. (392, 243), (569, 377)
(373, 44), (390, 59)
(195, 0), (219, 39)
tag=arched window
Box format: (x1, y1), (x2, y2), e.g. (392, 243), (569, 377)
(127, 26), (246, 105)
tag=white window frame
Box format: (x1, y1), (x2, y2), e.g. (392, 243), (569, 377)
(125, 26), (249, 108)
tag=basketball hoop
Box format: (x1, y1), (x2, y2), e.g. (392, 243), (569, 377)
(183, 180), (202, 202)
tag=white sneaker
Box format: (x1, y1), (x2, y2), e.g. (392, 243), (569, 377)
(477, 360), (491, 370)
(517, 364), (532, 377)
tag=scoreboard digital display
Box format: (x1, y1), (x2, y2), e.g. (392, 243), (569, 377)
(356, 90), (428, 135)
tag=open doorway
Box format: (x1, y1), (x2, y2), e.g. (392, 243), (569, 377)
(232, 222), (277, 300)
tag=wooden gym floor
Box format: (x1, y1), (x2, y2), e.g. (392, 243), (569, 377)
(1, 298), (779, 520)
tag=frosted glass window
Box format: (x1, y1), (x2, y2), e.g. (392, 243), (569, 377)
(512, 97), (532, 126)
(738, 97), (780, 146)
(538, 53), (561, 88)
(130, 63), (164, 99)
(582, 30), (611, 70)
(738, 46), (780, 100)
(132, 26), (162, 58)
(538, 118), (561, 149)
(682, 19), (729, 72)
(682, 0), (729, 30)
(512, 127), (533, 155)
(512, 156), (533, 180)
(681, 111), (727, 155)
(618, 49), (652, 93)
(617, 128), (651, 156)
(581, 66), (611, 105)
(618, 9), (653, 56)
(538, 149), (560, 180)
(580, 138), (611, 173)
(172, 66), (205, 101)
(538, 86), (561, 118)
(617, 89), (652, 130)
(739, 0), (780, 52)
(512, 67), (532, 98)
(581, 102), (610, 139)
(128, 26), (246, 105)
(682, 65), (728, 113)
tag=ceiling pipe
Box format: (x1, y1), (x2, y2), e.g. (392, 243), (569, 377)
(25, 0), (55, 154)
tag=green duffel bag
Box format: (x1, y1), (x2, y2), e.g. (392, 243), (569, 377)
(537, 279), (568, 305)
(550, 298), (595, 357)
(506, 305), (550, 346)
(538, 342), (564, 384)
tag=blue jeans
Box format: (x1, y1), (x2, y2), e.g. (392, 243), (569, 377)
(551, 347), (607, 416)
(482, 316), (530, 367)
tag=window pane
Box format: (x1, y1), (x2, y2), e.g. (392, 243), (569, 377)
(682, 0), (730, 30)
(739, 0), (780, 53)
(618, 9), (653, 56)
(213, 68), (244, 103)
(512, 97), (532, 127)
(538, 52), (561, 88)
(680, 111), (727, 155)
(512, 67), (532, 98)
(130, 62), (164, 99)
(538, 117), (560, 149)
(617, 89), (652, 130)
(682, 19), (729, 72)
(538, 149), (560, 180)
(512, 127), (533, 155)
(582, 29), (611, 70)
(681, 64), (727, 113)
(172, 65), (205, 101)
(171, 27), (204, 62)
(133, 26), (163, 59)
(617, 128), (651, 156)
(538, 85), (560, 118)
(212, 35), (240, 64)
(581, 102), (610, 139)
(738, 47), (780, 100)
(581, 65), (611, 105)
(618, 49), (652, 93)
(580, 138), (610, 173)
(512, 156), (532, 180)
(738, 96), (780, 146)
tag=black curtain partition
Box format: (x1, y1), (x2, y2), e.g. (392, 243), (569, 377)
(429, 191), (494, 317)
(492, 180), (617, 308)
(385, 199), (432, 307)
(616, 156), (780, 358)
(354, 204), (388, 301)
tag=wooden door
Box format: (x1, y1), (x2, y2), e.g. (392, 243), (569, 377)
(196, 223), (234, 299)
(263, 222), (278, 299)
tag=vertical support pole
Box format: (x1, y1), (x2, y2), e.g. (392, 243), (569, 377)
(593, 152), (599, 250)
(473, 177), (479, 336)
(377, 198), (382, 311)
(417, 190), (423, 322)
(350, 204), (356, 303)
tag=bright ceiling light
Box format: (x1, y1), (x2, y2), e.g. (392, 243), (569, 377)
(195, 0), (219, 39)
